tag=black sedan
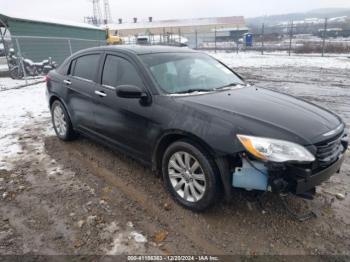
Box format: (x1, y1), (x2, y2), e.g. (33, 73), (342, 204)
(46, 46), (348, 211)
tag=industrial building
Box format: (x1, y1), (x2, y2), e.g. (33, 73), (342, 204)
(0, 13), (106, 64)
(109, 16), (247, 36)
(107, 16), (248, 48)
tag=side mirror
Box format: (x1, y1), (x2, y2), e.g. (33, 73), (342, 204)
(116, 85), (147, 99)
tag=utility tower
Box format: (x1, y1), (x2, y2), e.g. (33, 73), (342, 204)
(92, 0), (103, 25)
(103, 0), (112, 24)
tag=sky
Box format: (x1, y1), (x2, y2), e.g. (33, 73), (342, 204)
(1, 0), (350, 23)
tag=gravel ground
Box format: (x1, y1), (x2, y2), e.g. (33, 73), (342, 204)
(0, 60), (349, 257)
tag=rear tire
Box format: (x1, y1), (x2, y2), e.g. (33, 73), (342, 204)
(162, 140), (220, 211)
(51, 100), (77, 141)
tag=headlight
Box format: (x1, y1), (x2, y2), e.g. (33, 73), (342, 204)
(237, 134), (315, 163)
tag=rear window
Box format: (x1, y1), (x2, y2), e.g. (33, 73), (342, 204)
(73, 54), (100, 81)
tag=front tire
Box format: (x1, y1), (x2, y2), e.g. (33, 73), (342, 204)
(162, 140), (220, 211)
(51, 100), (77, 141)
(9, 67), (23, 79)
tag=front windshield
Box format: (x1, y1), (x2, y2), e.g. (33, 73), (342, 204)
(139, 52), (244, 94)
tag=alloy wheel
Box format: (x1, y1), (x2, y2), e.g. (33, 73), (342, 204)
(53, 105), (67, 137)
(168, 151), (206, 202)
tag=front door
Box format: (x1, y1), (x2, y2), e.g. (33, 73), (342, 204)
(92, 53), (155, 161)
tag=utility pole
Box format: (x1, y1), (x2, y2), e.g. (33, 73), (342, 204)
(92, 0), (102, 25)
(288, 20), (294, 56)
(103, 0), (112, 24)
(261, 22), (265, 55)
(214, 26), (217, 53)
(322, 18), (328, 57)
(195, 29), (198, 49)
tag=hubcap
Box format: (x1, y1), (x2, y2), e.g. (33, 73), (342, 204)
(168, 151), (206, 202)
(53, 105), (67, 137)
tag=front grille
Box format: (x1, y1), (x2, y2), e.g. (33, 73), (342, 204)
(316, 132), (346, 167)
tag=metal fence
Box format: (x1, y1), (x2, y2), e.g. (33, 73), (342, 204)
(121, 18), (350, 57)
(2, 35), (106, 83)
(249, 19), (350, 56)
(11, 35), (106, 64)
(2, 18), (350, 85)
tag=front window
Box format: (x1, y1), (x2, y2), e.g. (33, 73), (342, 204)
(140, 52), (244, 94)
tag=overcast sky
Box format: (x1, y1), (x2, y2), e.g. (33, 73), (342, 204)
(1, 0), (350, 23)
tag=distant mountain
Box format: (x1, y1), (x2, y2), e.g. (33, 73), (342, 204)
(308, 8), (350, 15)
(247, 8), (350, 26)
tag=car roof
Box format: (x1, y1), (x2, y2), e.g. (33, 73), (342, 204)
(80, 45), (198, 55)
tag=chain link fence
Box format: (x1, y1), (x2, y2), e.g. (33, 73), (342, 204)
(120, 18), (350, 57)
(2, 35), (106, 84)
(11, 36), (105, 64)
(2, 18), (350, 86)
(247, 18), (350, 56)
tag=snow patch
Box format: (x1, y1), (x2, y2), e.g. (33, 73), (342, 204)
(0, 83), (49, 170)
(210, 51), (350, 70)
(0, 77), (44, 91)
(130, 231), (147, 243)
(105, 221), (148, 255)
(106, 231), (147, 255)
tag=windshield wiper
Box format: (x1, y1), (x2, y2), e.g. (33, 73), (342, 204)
(175, 88), (214, 94)
(215, 82), (241, 90)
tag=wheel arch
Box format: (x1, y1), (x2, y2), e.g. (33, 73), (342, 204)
(49, 95), (74, 127)
(152, 130), (233, 200)
(152, 130), (218, 176)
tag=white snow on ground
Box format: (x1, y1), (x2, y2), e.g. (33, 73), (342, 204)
(0, 83), (50, 170)
(209, 51), (350, 69)
(106, 229), (148, 255)
(0, 77), (44, 91)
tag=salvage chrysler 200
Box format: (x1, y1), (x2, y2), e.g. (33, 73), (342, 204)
(46, 46), (348, 211)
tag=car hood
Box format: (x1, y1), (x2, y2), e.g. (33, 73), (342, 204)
(177, 86), (342, 145)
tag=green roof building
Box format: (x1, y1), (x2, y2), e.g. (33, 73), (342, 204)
(0, 13), (106, 64)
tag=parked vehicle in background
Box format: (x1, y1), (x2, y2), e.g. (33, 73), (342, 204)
(8, 48), (57, 79)
(106, 28), (123, 45)
(46, 46), (348, 211)
(132, 34), (188, 46)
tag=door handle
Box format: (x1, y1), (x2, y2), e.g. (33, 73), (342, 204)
(95, 90), (107, 97)
(63, 79), (71, 85)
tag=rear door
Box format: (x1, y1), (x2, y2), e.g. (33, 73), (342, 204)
(92, 52), (155, 161)
(65, 53), (101, 132)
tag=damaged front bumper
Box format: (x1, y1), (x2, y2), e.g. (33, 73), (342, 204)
(293, 153), (345, 194)
(230, 130), (348, 195)
(231, 150), (347, 195)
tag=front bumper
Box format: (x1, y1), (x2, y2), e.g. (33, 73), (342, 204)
(230, 151), (346, 195)
(294, 153), (345, 194)
(229, 130), (348, 197)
